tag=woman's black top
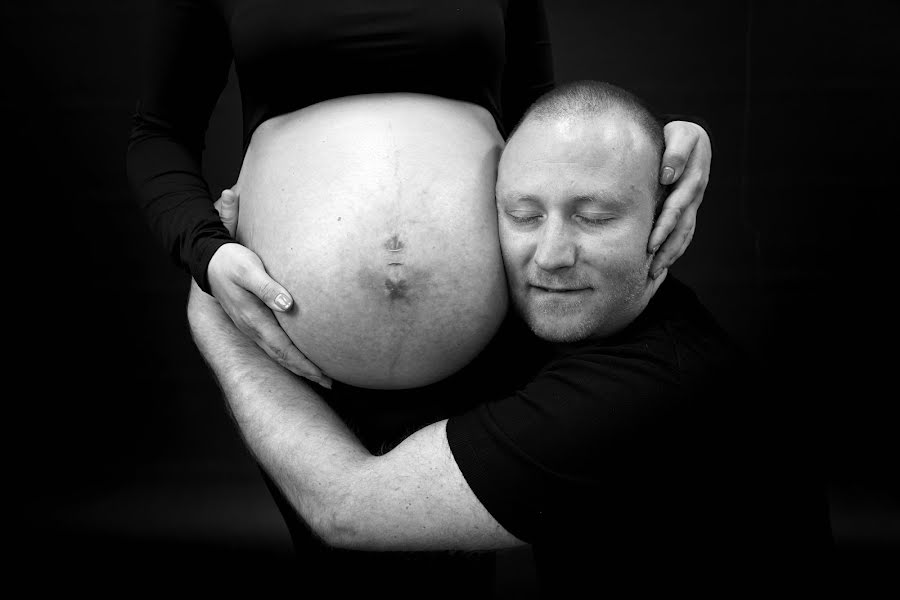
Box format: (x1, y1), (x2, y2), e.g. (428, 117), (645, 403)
(126, 0), (554, 291)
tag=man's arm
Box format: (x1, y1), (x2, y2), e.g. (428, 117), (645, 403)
(188, 281), (523, 552)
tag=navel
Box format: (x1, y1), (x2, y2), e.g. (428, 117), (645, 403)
(384, 273), (409, 300)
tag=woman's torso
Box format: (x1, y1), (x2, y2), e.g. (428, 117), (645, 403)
(234, 93), (508, 388)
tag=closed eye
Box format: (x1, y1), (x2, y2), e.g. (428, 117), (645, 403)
(505, 211), (543, 225)
(575, 214), (614, 226)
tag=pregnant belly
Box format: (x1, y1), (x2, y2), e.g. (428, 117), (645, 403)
(234, 94), (508, 389)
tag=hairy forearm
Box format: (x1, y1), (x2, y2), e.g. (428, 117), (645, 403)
(186, 282), (521, 551)
(187, 284), (368, 542)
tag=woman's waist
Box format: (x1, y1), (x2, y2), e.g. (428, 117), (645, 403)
(253, 92), (500, 139)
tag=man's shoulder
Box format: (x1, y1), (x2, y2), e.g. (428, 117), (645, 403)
(634, 276), (747, 370)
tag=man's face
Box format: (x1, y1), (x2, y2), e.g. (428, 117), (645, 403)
(497, 112), (659, 343)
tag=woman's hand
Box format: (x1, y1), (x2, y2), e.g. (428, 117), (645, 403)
(206, 189), (332, 388)
(648, 120), (712, 279)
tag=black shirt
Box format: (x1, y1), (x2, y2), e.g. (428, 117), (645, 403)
(126, 0), (554, 291)
(447, 277), (832, 594)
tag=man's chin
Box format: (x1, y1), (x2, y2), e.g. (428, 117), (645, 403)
(525, 312), (594, 344)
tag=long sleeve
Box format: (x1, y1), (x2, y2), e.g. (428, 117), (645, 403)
(126, 0), (234, 292)
(500, 0), (555, 137)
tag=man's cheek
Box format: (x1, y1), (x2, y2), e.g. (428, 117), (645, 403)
(498, 244), (528, 301)
(498, 228), (522, 266)
(499, 221), (534, 249)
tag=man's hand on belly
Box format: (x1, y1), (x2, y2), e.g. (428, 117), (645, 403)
(206, 190), (331, 388)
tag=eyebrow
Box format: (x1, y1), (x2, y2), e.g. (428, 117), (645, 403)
(500, 193), (540, 204)
(500, 191), (640, 208)
(571, 193), (635, 209)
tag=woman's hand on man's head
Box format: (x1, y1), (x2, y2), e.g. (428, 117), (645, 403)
(648, 120), (712, 279)
(206, 189), (332, 388)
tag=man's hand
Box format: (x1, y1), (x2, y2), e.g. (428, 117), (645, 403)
(648, 121), (712, 279)
(206, 189), (331, 388)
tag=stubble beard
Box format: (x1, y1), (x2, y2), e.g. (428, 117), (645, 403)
(516, 254), (653, 344)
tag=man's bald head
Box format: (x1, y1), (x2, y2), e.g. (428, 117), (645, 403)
(508, 80), (667, 212)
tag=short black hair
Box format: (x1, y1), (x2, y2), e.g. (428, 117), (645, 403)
(508, 80), (668, 214)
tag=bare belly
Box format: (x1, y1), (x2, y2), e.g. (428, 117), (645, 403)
(233, 94), (508, 389)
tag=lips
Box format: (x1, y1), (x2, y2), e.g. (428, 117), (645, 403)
(531, 285), (590, 293)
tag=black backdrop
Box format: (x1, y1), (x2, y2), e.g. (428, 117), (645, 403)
(5, 0), (897, 594)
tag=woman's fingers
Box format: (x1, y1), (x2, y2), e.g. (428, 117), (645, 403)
(214, 189), (239, 236)
(647, 121), (711, 274)
(235, 303), (332, 388)
(650, 202), (698, 278)
(649, 171), (702, 262)
(212, 193), (293, 313)
(206, 243), (328, 385)
(235, 257), (294, 313)
(651, 123), (699, 252)
(659, 122), (696, 186)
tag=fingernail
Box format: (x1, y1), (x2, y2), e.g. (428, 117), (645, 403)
(317, 377), (332, 389)
(222, 190), (234, 203)
(651, 268), (661, 280)
(661, 166), (675, 185)
(274, 293), (291, 311)
(650, 244), (660, 255)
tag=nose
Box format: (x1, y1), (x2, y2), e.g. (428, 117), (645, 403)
(533, 219), (577, 271)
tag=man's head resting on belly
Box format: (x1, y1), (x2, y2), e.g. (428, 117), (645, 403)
(497, 80), (669, 344)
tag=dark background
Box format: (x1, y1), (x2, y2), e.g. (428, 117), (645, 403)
(6, 0), (897, 595)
